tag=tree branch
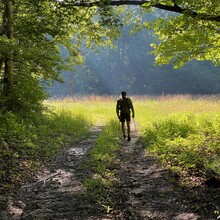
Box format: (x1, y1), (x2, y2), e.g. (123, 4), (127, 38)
(63, 0), (220, 22)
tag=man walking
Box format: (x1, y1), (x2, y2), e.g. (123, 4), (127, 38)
(116, 91), (135, 141)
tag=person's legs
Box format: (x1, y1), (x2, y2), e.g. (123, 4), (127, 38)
(125, 113), (131, 141)
(120, 113), (126, 139)
(127, 121), (131, 141)
(121, 122), (126, 139)
(127, 121), (130, 136)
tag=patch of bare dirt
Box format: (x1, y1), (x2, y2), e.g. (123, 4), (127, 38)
(0, 126), (105, 220)
(105, 133), (220, 220)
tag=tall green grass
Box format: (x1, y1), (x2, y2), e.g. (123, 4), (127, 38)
(47, 95), (220, 213)
(2, 95), (220, 201)
(45, 95), (220, 180)
(135, 95), (220, 180)
(141, 113), (220, 173)
(134, 95), (220, 131)
(47, 96), (116, 124)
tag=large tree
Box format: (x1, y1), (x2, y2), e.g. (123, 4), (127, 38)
(0, 0), (121, 114)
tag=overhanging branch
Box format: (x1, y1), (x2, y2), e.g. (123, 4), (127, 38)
(63, 0), (220, 22)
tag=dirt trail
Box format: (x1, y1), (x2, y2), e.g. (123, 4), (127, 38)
(107, 126), (219, 220)
(1, 126), (104, 220)
(110, 134), (208, 220)
(1, 125), (219, 220)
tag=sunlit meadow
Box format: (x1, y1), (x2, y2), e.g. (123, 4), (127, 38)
(47, 95), (220, 180)
(48, 94), (220, 130)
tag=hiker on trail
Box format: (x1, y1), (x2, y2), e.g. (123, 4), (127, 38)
(116, 91), (135, 141)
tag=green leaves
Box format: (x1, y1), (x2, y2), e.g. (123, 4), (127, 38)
(148, 11), (220, 67)
(0, 0), (124, 115)
(141, 0), (220, 67)
(141, 2), (151, 10)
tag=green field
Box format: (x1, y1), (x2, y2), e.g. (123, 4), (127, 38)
(1, 95), (220, 196)
(134, 95), (220, 183)
(45, 95), (220, 176)
(49, 95), (220, 181)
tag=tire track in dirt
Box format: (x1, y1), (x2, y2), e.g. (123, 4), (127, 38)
(1, 126), (105, 220)
(110, 132), (217, 220)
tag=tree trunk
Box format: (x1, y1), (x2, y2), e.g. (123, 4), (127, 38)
(3, 0), (14, 110)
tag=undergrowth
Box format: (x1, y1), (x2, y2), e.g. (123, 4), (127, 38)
(2, 95), (220, 209)
(0, 109), (91, 200)
(141, 113), (220, 184)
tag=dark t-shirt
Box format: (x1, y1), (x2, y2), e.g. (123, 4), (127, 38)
(116, 98), (133, 115)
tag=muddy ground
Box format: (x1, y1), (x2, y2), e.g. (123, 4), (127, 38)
(1, 125), (219, 220)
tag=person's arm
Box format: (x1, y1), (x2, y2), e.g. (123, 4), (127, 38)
(116, 100), (120, 119)
(130, 99), (135, 118)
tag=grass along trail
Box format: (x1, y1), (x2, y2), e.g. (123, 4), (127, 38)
(2, 120), (219, 220)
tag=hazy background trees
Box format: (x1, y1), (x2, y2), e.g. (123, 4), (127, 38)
(49, 9), (220, 96)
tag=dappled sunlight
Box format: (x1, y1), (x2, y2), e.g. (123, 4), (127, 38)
(1, 125), (105, 219)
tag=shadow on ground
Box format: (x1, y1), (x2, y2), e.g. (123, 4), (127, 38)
(110, 132), (219, 220)
(1, 125), (219, 220)
(1, 126), (106, 220)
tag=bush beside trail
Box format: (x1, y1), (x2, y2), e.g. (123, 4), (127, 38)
(141, 113), (220, 186)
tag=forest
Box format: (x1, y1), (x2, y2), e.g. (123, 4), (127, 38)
(50, 16), (220, 96)
(0, 1), (220, 219)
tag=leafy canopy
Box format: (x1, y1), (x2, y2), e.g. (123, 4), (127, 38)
(57, 0), (220, 68)
(1, 0), (220, 115)
(0, 0), (122, 114)
(141, 0), (220, 67)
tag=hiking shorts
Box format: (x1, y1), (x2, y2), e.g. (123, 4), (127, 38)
(120, 112), (131, 123)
